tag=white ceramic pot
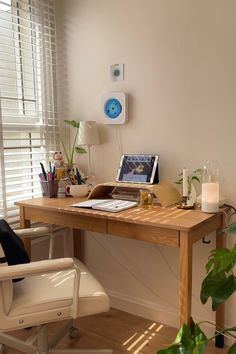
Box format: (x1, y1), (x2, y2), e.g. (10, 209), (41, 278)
(66, 184), (89, 197)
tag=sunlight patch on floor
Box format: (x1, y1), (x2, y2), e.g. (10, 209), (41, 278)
(122, 322), (164, 353)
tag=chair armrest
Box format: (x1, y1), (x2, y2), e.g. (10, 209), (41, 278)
(0, 258), (75, 281)
(14, 226), (51, 239)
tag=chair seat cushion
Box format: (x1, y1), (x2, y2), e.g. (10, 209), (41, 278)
(9, 258), (109, 318)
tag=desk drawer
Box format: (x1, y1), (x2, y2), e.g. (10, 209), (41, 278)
(107, 220), (179, 247)
(24, 208), (107, 233)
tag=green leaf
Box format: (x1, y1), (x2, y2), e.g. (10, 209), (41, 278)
(193, 169), (202, 174)
(156, 322), (209, 354)
(174, 168), (202, 186)
(75, 146), (87, 154)
(192, 323), (208, 354)
(211, 275), (236, 311)
(193, 334), (208, 354)
(177, 324), (192, 343)
(190, 176), (200, 183)
(228, 342), (236, 354)
(205, 248), (235, 274)
(175, 181), (183, 185)
(157, 343), (191, 353)
(200, 271), (226, 305)
(64, 119), (80, 128)
(201, 271), (236, 310)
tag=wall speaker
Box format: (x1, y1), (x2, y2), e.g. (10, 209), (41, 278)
(101, 92), (128, 124)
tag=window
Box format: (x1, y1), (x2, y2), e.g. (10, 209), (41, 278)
(0, 0), (59, 226)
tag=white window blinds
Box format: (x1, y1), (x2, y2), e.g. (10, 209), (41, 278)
(0, 0), (59, 226)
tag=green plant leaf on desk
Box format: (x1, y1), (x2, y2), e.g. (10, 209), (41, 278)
(64, 119), (80, 128)
(61, 120), (87, 165)
(190, 175), (201, 183)
(175, 168), (202, 188)
(175, 178), (183, 185)
(75, 146), (87, 154)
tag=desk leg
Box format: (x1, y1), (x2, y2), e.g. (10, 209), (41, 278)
(73, 229), (84, 262)
(19, 206), (31, 258)
(179, 230), (192, 326)
(215, 226), (225, 348)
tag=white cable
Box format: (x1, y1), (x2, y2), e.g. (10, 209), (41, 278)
(114, 125), (123, 157)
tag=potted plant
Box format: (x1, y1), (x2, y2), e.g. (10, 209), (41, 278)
(175, 169), (202, 204)
(157, 221), (236, 354)
(61, 120), (86, 167)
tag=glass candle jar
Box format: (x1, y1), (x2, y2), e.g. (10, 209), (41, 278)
(201, 160), (219, 213)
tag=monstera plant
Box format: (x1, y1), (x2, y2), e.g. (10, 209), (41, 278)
(157, 221), (236, 354)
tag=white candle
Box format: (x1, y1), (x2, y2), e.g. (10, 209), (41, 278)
(201, 182), (219, 213)
(182, 168), (188, 197)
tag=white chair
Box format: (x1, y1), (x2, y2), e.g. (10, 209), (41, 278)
(14, 226), (55, 259)
(0, 225), (113, 354)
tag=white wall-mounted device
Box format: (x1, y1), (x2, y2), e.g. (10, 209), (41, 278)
(101, 92), (128, 125)
(110, 63), (124, 81)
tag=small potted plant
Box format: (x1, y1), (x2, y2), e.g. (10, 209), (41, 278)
(61, 120), (87, 168)
(175, 168), (202, 204)
(56, 120), (87, 191)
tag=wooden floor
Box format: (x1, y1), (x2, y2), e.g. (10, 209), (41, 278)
(6, 308), (228, 354)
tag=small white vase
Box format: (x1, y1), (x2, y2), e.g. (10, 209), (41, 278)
(189, 183), (197, 205)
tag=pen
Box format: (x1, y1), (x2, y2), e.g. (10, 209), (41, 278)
(75, 167), (83, 184)
(52, 165), (56, 180)
(39, 172), (45, 181)
(40, 162), (47, 181)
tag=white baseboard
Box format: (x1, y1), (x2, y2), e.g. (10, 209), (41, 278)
(107, 289), (179, 328)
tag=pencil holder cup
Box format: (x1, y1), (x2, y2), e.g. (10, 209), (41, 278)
(40, 180), (59, 198)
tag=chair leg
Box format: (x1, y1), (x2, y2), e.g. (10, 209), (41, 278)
(37, 325), (49, 354)
(0, 344), (6, 354)
(69, 319), (79, 339)
(0, 332), (35, 354)
(49, 320), (73, 349)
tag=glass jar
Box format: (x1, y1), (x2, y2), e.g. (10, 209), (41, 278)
(139, 189), (154, 209)
(201, 160), (219, 213)
(57, 178), (67, 198)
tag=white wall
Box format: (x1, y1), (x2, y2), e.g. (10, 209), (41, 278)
(55, 0), (236, 334)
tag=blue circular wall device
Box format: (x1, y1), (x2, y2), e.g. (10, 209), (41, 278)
(104, 98), (122, 119)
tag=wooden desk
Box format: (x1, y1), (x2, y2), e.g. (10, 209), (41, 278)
(15, 197), (226, 330)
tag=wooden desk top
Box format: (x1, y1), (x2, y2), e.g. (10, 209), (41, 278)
(15, 197), (224, 232)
